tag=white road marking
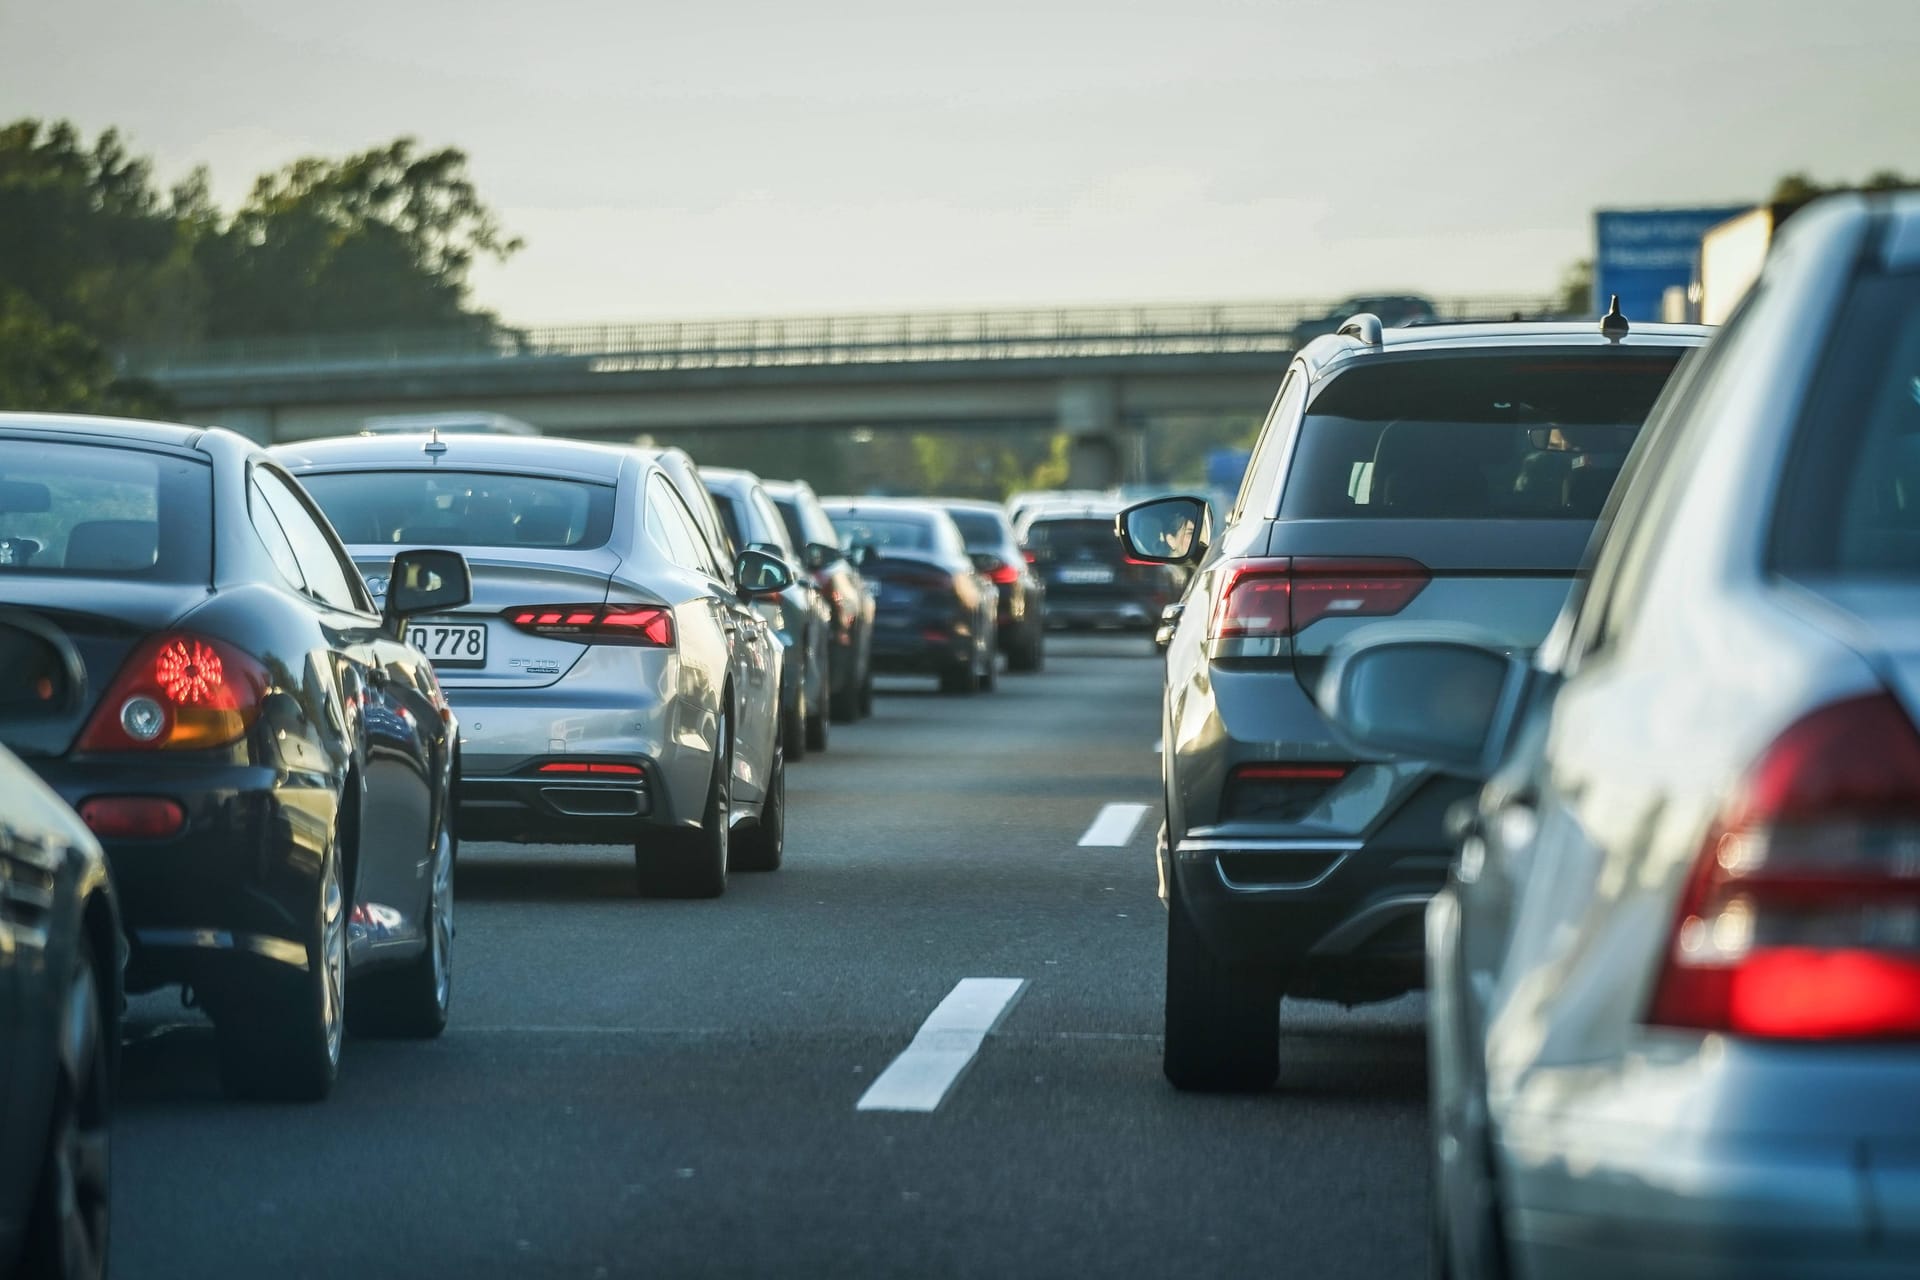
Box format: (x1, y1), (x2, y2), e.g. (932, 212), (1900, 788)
(1078, 802), (1150, 847)
(856, 978), (1027, 1113)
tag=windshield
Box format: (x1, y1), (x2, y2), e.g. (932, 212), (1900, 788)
(945, 509), (1006, 548)
(0, 441), (211, 582)
(301, 470), (616, 549)
(827, 513), (934, 551)
(1024, 517), (1122, 559)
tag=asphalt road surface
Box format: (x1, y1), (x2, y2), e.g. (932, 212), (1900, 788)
(112, 635), (1428, 1279)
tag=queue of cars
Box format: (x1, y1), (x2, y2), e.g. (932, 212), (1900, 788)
(1128, 192), (1920, 1275)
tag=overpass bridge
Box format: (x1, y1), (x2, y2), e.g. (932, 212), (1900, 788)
(122, 296), (1555, 485)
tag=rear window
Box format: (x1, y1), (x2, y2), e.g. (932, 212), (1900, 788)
(0, 440), (211, 582)
(1279, 351), (1686, 520)
(1024, 518), (1122, 559)
(1774, 271), (1920, 578)
(946, 509), (1005, 547)
(827, 513), (935, 552)
(301, 470), (616, 549)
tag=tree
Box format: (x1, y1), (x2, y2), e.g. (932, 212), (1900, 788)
(0, 286), (169, 414)
(1769, 169), (1916, 204)
(1556, 258), (1594, 317)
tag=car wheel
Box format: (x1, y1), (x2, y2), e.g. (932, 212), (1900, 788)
(939, 660), (977, 696)
(782, 686), (808, 762)
(636, 712), (730, 899)
(20, 930), (112, 1280)
(858, 660), (875, 717)
(216, 833), (346, 1101)
(1008, 621), (1042, 673)
(1163, 869), (1278, 1092)
(348, 826), (453, 1038)
(805, 669), (829, 752)
(979, 643), (998, 692)
(732, 737), (785, 872)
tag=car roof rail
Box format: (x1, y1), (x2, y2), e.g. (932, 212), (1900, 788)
(1336, 312), (1384, 345)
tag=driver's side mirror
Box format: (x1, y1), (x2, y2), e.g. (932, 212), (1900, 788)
(735, 547), (794, 597)
(848, 543), (875, 571)
(382, 549), (472, 637)
(1117, 496), (1210, 566)
(804, 542), (838, 573)
(969, 552), (1003, 576)
(1318, 633), (1525, 777)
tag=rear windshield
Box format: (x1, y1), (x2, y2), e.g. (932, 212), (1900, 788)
(1280, 351), (1685, 520)
(945, 509), (1006, 548)
(301, 470), (616, 549)
(827, 513), (935, 552)
(1025, 518), (1123, 559)
(1774, 271), (1920, 578)
(0, 440), (211, 582)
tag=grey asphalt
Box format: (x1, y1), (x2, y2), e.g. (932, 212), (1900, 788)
(110, 634), (1428, 1279)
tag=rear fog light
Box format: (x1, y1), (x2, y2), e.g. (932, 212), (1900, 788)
(79, 796), (186, 840)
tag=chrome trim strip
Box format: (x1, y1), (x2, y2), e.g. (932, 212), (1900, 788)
(1176, 837), (1364, 855)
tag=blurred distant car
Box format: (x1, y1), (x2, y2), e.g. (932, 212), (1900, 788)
(360, 412), (540, 437)
(765, 479), (875, 721)
(702, 467), (833, 757)
(277, 433), (791, 895)
(1289, 294), (1436, 346)
(1121, 311), (1704, 1092)
(0, 621), (118, 1280)
(1326, 193), (1920, 1278)
(822, 499), (998, 695)
(936, 499), (1046, 672)
(1023, 501), (1180, 632)
(1005, 488), (1108, 531)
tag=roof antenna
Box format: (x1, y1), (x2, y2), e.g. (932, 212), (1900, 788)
(424, 426), (448, 456)
(1600, 294), (1630, 341)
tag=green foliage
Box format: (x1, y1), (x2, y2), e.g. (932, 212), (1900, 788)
(1556, 258), (1594, 317)
(0, 286), (169, 414)
(1769, 169), (1917, 204)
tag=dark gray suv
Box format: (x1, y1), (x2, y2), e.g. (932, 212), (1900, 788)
(1120, 310), (1707, 1090)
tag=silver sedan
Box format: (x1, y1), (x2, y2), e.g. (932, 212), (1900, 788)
(273, 433), (789, 897)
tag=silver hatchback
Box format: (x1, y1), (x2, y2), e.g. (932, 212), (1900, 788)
(274, 434), (789, 897)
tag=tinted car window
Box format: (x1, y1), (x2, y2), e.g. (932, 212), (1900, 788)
(302, 470), (616, 550)
(1024, 517), (1122, 561)
(750, 489), (796, 555)
(1234, 370), (1305, 522)
(711, 492), (747, 552)
(830, 515), (934, 551)
(249, 478), (307, 592)
(0, 441), (211, 582)
(1774, 271), (1920, 578)
(1279, 352), (1685, 521)
(254, 468), (367, 613)
(946, 510), (1006, 547)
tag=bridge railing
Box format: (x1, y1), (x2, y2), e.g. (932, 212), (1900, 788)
(121, 297), (1563, 380)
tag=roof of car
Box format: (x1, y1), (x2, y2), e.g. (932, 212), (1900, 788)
(697, 467), (763, 494)
(0, 411), (211, 451)
(1299, 320), (1713, 380)
(819, 497), (948, 520)
(930, 498), (1011, 515)
(759, 478), (811, 500)
(271, 431), (634, 482)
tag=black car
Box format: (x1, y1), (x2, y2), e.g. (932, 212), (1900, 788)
(1289, 293), (1436, 346)
(936, 499), (1046, 672)
(765, 479), (876, 721)
(1020, 503), (1180, 633)
(0, 414), (472, 1102)
(821, 499), (997, 696)
(0, 620), (118, 1278)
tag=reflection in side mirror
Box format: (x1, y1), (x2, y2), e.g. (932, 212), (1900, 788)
(969, 552), (1001, 576)
(736, 547), (795, 597)
(805, 542), (838, 573)
(383, 549), (473, 636)
(1319, 635), (1521, 777)
(0, 610), (85, 718)
(847, 543), (875, 571)
(1116, 496), (1209, 566)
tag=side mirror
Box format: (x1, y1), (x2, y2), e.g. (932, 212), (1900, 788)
(804, 542), (838, 573)
(735, 547), (794, 597)
(0, 609), (85, 718)
(382, 549), (472, 637)
(1318, 633), (1525, 777)
(969, 552), (1002, 576)
(1116, 496), (1210, 566)
(848, 543), (875, 571)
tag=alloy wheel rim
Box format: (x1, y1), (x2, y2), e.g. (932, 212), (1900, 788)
(431, 833), (453, 1012)
(321, 851), (345, 1066)
(53, 963), (109, 1280)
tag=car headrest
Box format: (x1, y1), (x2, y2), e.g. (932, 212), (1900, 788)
(65, 520), (158, 571)
(515, 506), (576, 545)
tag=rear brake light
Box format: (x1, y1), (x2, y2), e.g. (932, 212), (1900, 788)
(506, 604), (674, 647)
(987, 561), (1019, 586)
(75, 633), (269, 752)
(78, 796), (186, 839)
(537, 761), (644, 776)
(1212, 558), (1430, 640)
(1647, 692), (1920, 1040)
(1233, 763), (1351, 782)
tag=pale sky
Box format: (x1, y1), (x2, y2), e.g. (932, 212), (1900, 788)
(5, 0), (1917, 324)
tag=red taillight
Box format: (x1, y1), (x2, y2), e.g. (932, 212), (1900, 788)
(987, 561), (1019, 586)
(75, 633), (269, 753)
(1647, 692), (1920, 1040)
(1232, 763), (1351, 783)
(1022, 550), (1038, 565)
(78, 796), (186, 839)
(536, 761), (644, 776)
(506, 604), (674, 647)
(1212, 557), (1430, 640)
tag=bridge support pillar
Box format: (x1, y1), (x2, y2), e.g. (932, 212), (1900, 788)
(1057, 378), (1139, 490)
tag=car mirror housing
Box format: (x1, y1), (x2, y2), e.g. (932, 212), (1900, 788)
(1116, 496), (1210, 566)
(805, 542), (838, 573)
(1318, 631), (1525, 777)
(382, 549), (473, 636)
(0, 608), (86, 718)
(968, 552), (1001, 576)
(736, 547), (794, 597)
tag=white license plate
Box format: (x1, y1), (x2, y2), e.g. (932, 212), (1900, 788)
(1057, 565), (1115, 585)
(408, 621), (487, 667)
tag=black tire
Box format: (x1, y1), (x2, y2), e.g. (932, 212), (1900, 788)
(979, 633), (998, 692)
(348, 827), (453, 1039)
(20, 931), (112, 1280)
(939, 660), (977, 696)
(1163, 870), (1279, 1092)
(636, 713), (730, 899)
(858, 661), (875, 717)
(732, 739), (785, 871)
(804, 666), (829, 752)
(1007, 621), (1043, 673)
(782, 688), (807, 762)
(830, 675), (859, 724)
(215, 833), (346, 1101)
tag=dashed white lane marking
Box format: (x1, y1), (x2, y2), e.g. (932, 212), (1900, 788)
(856, 978), (1028, 1113)
(1078, 802), (1151, 847)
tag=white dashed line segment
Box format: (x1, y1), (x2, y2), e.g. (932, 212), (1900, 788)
(855, 978), (1028, 1113)
(1078, 802), (1151, 847)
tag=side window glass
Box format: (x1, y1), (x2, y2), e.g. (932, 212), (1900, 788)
(800, 496), (840, 549)
(1233, 369), (1305, 523)
(254, 468), (366, 613)
(647, 476), (722, 578)
(250, 480), (306, 593)
(750, 490), (794, 555)
(666, 486), (723, 577)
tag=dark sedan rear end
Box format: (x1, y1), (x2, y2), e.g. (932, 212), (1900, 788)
(1022, 506), (1178, 631)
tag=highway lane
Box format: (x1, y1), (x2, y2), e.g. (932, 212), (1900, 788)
(109, 634), (1428, 1278)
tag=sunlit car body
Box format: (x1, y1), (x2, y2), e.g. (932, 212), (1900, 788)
(937, 499), (1047, 672)
(0, 415), (468, 1102)
(822, 498), (998, 695)
(702, 467), (833, 757)
(274, 433), (790, 895)
(1023, 501), (1180, 632)
(765, 479), (876, 722)
(1325, 194), (1920, 1279)
(1122, 316), (1706, 1090)
(0, 719), (118, 1278)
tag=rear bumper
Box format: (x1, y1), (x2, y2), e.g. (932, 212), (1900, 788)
(869, 622), (972, 674)
(455, 764), (667, 845)
(1047, 591), (1160, 629)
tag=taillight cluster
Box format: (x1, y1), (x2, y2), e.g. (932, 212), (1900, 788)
(506, 604), (674, 647)
(75, 633), (269, 753)
(986, 560), (1020, 587)
(1648, 692), (1920, 1040)
(1211, 558), (1430, 644)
